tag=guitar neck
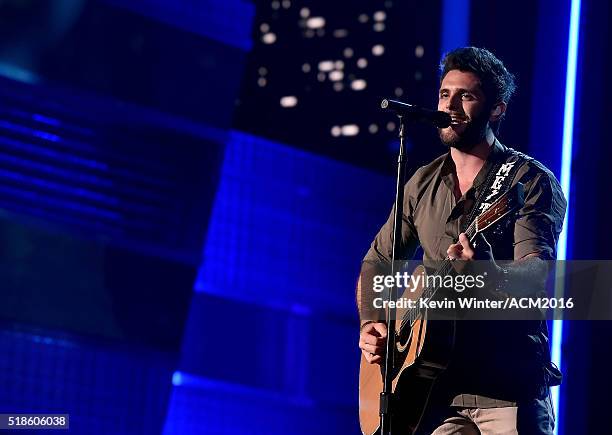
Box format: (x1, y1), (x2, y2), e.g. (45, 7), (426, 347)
(398, 184), (524, 331)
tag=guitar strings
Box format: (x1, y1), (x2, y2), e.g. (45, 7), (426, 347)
(397, 193), (511, 331)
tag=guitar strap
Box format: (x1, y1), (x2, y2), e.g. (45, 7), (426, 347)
(460, 145), (531, 234)
(456, 146), (564, 389)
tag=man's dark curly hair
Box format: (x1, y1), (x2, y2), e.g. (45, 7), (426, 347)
(439, 47), (516, 130)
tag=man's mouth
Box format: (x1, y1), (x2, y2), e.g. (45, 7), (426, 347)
(449, 113), (470, 125)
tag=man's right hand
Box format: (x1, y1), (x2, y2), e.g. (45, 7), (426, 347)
(359, 322), (387, 365)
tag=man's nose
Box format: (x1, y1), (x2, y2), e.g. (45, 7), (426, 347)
(446, 95), (462, 112)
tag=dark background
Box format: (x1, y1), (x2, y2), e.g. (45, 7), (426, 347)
(0, 0), (608, 433)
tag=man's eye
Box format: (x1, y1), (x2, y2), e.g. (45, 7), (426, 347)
(439, 93), (448, 99)
(461, 93), (474, 100)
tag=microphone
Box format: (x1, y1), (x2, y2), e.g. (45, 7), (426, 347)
(381, 99), (452, 128)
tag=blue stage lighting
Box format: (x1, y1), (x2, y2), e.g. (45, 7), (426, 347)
(552, 0), (581, 433)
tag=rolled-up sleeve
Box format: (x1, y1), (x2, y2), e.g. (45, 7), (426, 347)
(513, 166), (567, 260)
(362, 177), (420, 265)
(358, 178), (421, 320)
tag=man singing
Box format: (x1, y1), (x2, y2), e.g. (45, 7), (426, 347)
(358, 47), (566, 434)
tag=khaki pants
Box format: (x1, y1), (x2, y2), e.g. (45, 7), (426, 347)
(420, 393), (555, 435)
(431, 407), (519, 434)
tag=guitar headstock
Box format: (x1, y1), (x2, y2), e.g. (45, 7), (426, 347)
(475, 182), (525, 233)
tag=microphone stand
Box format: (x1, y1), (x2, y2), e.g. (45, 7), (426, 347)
(379, 115), (407, 435)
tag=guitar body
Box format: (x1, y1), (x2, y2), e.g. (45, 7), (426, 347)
(358, 265), (456, 435)
(358, 183), (524, 434)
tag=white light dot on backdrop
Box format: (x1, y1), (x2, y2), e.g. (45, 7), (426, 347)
(280, 96), (298, 107)
(358, 14), (369, 23)
(334, 60), (344, 69)
(318, 60), (334, 72)
(333, 82), (343, 92)
(374, 11), (386, 21)
(343, 47), (354, 58)
(317, 72), (326, 82)
(415, 45), (424, 58)
(258, 67), (268, 75)
(372, 44), (385, 56)
(262, 33), (277, 44)
(300, 7), (310, 18)
(329, 70), (344, 81)
(368, 124), (379, 134)
(373, 23), (385, 32)
(281, 0), (291, 9)
(306, 17), (326, 29)
(271, 1), (280, 10)
(341, 124), (359, 136)
(394, 87), (403, 97)
(357, 58), (368, 68)
(302, 63), (311, 73)
(387, 121), (396, 131)
(351, 79), (367, 91)
(333, 29), (348, 38)
(305, 29), (315, 38)
(257, 77), (267, 87)
(331, 126), (341, 137)
(260, 23), (270, 33)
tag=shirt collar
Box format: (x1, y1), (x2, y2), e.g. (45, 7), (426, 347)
(440, 138), (507, 192)
(472, 138), (507, 189)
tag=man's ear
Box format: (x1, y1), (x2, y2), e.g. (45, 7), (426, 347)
(490, 102), (507, 122)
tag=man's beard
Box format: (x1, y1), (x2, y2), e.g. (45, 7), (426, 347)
(438, 112), (489, 151)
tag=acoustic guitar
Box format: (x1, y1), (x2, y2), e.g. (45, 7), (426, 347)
(358, 183), (525, 435)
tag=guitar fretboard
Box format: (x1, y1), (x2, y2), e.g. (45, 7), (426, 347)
(396, 185), (520, 332)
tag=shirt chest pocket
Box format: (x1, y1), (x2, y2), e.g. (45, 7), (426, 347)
(412, 191), (459, 261)
(418, 218), (455, 261)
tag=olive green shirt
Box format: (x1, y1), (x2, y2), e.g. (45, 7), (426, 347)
(362, 139), (567, 407)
